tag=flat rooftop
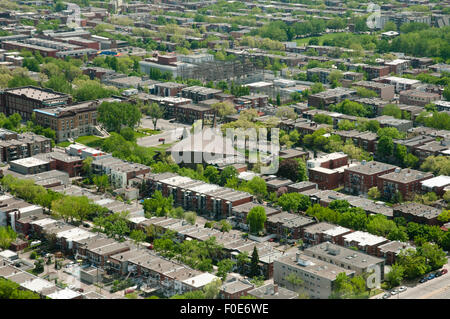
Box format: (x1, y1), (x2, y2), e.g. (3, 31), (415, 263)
(305, 242), (385, 268)
(5, 86), (68, 101)
(379, 168), (433, 183)
(345, 161), (398, 175)
(276, 252), (355, 281)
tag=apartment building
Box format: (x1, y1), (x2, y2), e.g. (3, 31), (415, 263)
(274, 252), (354, 299)
(1, 86), (71, 121)
(344, 161), (398, 195)
(0, 132), (52, 163)
(377, 168), (433, 201)
(393, 202), (442, 226)
(341, 231), (389, 256)
(399, 90), (441, 107)
(304, 242), (385, 287)
(143, 172), (253, 219)
(352, 81), (395, 100)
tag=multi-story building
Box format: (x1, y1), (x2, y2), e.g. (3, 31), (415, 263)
(1, 86), (71, 121)
(304, 242), (385, 287)
(393, 202), (442, 226)
(0, 132), (52, 163)
(154, 82), (187, 97)
(265, 212), (315, 241)
(344, 161), (398, 195)
(308, 88), (357, 109)
(377, 168), (433, 201)
(273, 252), (355, 299)
(363, 65), (390, 80)
(352, 81), (395, 101)
(33, 100), (105, 142)
(143, 172), (253, 219)
(399, 90), (441, 107)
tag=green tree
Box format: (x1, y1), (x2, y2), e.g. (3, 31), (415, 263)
(382, 104), (402, 119)
(277, 193), (311, 213)
(247, 177), (268, 201)
(93, 174), (109, 192)
(130, 229), (146, 247)
(217, 259), (235, 281)
(368, 187), (381, 200)
(249, 246), (260, 278)
(184, 211), (197, 225)
(247, 206), (267, 234)
(0, 226), (17, 249)
(377, 136), (394, 158)
(147, 103), (164, 130)
(143, 190), (174, 217)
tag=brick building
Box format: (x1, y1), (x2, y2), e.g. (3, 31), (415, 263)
(1, 86), (71, 121)
(33, 100), (104, 142)
(344, 161), (398, 195)
(352, 81), (395, 101)
(399, 90), (441, 107)
(393, 202), (442, 226)
(377, 168), (433, 201)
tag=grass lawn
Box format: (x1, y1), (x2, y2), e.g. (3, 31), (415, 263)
(136, 128), (161, 136)
(56, 141), (72, 148)
(75, 135), (104, 147)
(295, 32), (351, 46)
(147, 142), (175, 154)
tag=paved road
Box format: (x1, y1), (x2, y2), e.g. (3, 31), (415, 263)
(376, 258), (450, 299)
(137, 118), (190, 148)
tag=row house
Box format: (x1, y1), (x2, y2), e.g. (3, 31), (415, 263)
(231, 202), (281, 231)
(393, 202), (442, 226)
(91, 157), (150, 189)
(363, 65), (390, 80)
(334, 130), (377, 153)
(302, 222), (352, 246)
(377, 168), (433, 201)
(344, 161), (398, 195)
(165, 103), (214, 124)
(144, 172), (253, 219)
(308, 88), (357, 109)
(352, 81), (395, 101)
(265, 212), (315, 241)
(376, 241), (414, 265)
(342, 231), (389, 256)
(0, 132), (52, 163)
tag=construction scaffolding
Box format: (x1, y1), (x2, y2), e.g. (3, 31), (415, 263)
(178, 56), (261, 83)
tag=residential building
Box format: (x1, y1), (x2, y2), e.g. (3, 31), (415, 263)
(247, 283), (298, 299)
(421, 176), (450, 196)
(393, 202), (442, 225)
(352, 81), (395, 100)
(376, 241), (414, 265)
(304, 242), (384, 286)
(399, 90), (441, 107)
(377, 168), (433, 201)
(341, 232), (389, 256)
(1, 86), (71, 121)
(344, 161), (398, 195)
(265, 212), (315, 241)
(274, 252), (353, 299)
(308, 88), (357, 108)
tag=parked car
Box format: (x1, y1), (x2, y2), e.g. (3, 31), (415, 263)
(435, 271), (442, 277)
(441, 269), (448, 275)
(382, 293), (391, 299)
(390, 290), (399, 295)
(427, 273), (436, 280)
(419, 277), (428, 283)
(398, 286), (407, 293)
(77, 288), (84, 293)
